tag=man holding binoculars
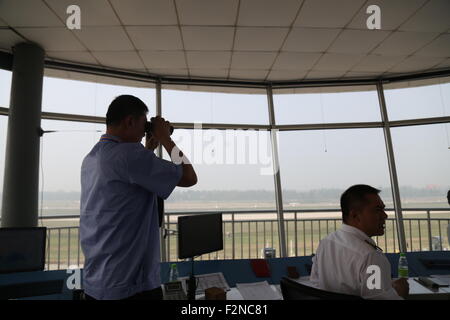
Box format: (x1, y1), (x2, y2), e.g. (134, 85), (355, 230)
(80, 95), (197, 300)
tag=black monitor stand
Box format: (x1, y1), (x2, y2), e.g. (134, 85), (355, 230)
(187, 257), (196, 300)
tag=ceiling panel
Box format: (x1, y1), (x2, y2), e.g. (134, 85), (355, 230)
(75, 27), (134, 51)
(307, 70), (346, 79)
(176, 0), (238, 26)
(231, 52), (277, 69)
(436, 58), (450, 68)
(399, 0), (450, 32)
(273, 52), (321, 70)
(238, 0), (302, 27)
(182, 27), (234, 51)
(0, 0), (63, 27)
(92, 51), (145, 70)
(267, 69), (307, 80)
(282, 27), (340, 52)
(45, 0), (120, 26)
(234, 27), (289, 51)
(347, 0), (427, 31)
(148, 68), (189, 77)
(0, 29), (25, 51)
(110, 0), (177, 25)
(329, 29), (390, 54)
(389, 56), (444, 73)
(16, 27), (85, 51)
(351, 54), (406, 72)
(140, 51), (187, 69)
(372, 31), (439, 56)
(229, 69), (269, 80)
(46, 51), (97, 65)
(313, 53), (364, 71)
(344, 71), (382, 78)
(189, 68), (228, 78)
(415, 34), (450, 58)
(294, 0), (366, 28)
(126, 26), (182, 50)
(186, 51), (231, 68)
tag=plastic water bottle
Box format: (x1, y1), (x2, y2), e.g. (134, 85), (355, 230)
(398, 253), (409, 278)
(169, 263), (179, 282)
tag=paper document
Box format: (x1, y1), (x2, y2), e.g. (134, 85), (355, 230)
(236, 281), (283, 300)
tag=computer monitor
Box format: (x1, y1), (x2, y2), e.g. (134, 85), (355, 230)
(178, 213), (223, 259)
(0, 227), (46, 273)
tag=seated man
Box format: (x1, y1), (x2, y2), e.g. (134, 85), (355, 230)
(310, 184), (409, 299)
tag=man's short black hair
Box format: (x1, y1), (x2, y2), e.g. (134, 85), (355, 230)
(340, 184), (381, 223)
(106, 95), (148, 126)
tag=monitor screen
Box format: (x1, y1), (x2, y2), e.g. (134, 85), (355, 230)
(178, 214), (223, 259)
(0, 227), (46, 273)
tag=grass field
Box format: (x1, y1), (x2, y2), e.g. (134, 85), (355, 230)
(41, 210), (450, 270)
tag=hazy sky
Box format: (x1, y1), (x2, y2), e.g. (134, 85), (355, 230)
(0, 69), (449, 200)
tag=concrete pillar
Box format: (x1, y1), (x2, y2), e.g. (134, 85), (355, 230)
(1, 42), (44, 227)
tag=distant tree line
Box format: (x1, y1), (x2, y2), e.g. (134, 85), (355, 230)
(4, 186), (446, 203)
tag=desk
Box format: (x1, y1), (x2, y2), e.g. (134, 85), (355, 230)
(294, 276), (450, 300)
(215, 276), (450, 300)
(196, 285), (282, 300)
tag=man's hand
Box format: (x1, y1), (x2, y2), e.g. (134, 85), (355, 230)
(145, 134), (159, 151)
(392, 278), (409, 298)
(150, 116), (172, 143)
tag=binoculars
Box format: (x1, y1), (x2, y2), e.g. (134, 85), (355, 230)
(145, 120), (174, 136)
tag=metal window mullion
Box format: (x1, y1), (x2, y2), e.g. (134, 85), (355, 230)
(266, 86), (287, 258)
(156, 80), (167, 263)
(376, 82), (407, 253)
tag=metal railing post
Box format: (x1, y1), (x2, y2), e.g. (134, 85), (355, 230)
(427, 210), (433, 251)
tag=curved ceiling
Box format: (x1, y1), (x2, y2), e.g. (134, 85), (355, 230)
(0, 0), (449, 90)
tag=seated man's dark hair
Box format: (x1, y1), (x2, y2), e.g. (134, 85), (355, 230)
(106, 95), (148, 126)
(340, 184), (381, 223)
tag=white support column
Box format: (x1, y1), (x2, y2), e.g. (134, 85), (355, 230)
(266, 86), (287, 257)
(376, 82), (408, 253)
(1, 42), (45, 227)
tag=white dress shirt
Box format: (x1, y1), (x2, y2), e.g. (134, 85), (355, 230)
(310, 223), (402, 300)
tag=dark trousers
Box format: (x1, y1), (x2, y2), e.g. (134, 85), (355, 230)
(84, 286), (163, 300)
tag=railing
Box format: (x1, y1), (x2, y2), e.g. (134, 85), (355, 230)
(39, 208), (450, 270)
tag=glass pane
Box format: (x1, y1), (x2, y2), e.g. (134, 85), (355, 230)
(39, 120), (104, 219)
(42, 76), (156, 117)
(274, 86), (381, 125)
(162, 88), (269, 125)
(0, 116), (8, 217)
(384, 79), (450, 121)
(0, 69), (12, 108)
(278, 128), (393, 208)
(163, 128), (276, 212)
(391, 124), (450, 208)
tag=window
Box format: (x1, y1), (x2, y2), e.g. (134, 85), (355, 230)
(273, 86), (381, 125)
(384, 79), (450, 121)
(162, 87), (269, 125)
(161, 128), (277, 261)
(0, 116), (8, 217)
(0, 69), (12, 108)
(391, 124), (450, 208)
(277, 128), (394, 254)
(38, 120), (104, 220)
(42, 76), (156, 117)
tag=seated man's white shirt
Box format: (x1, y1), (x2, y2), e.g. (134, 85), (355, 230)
(310, 223), (402, 300)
